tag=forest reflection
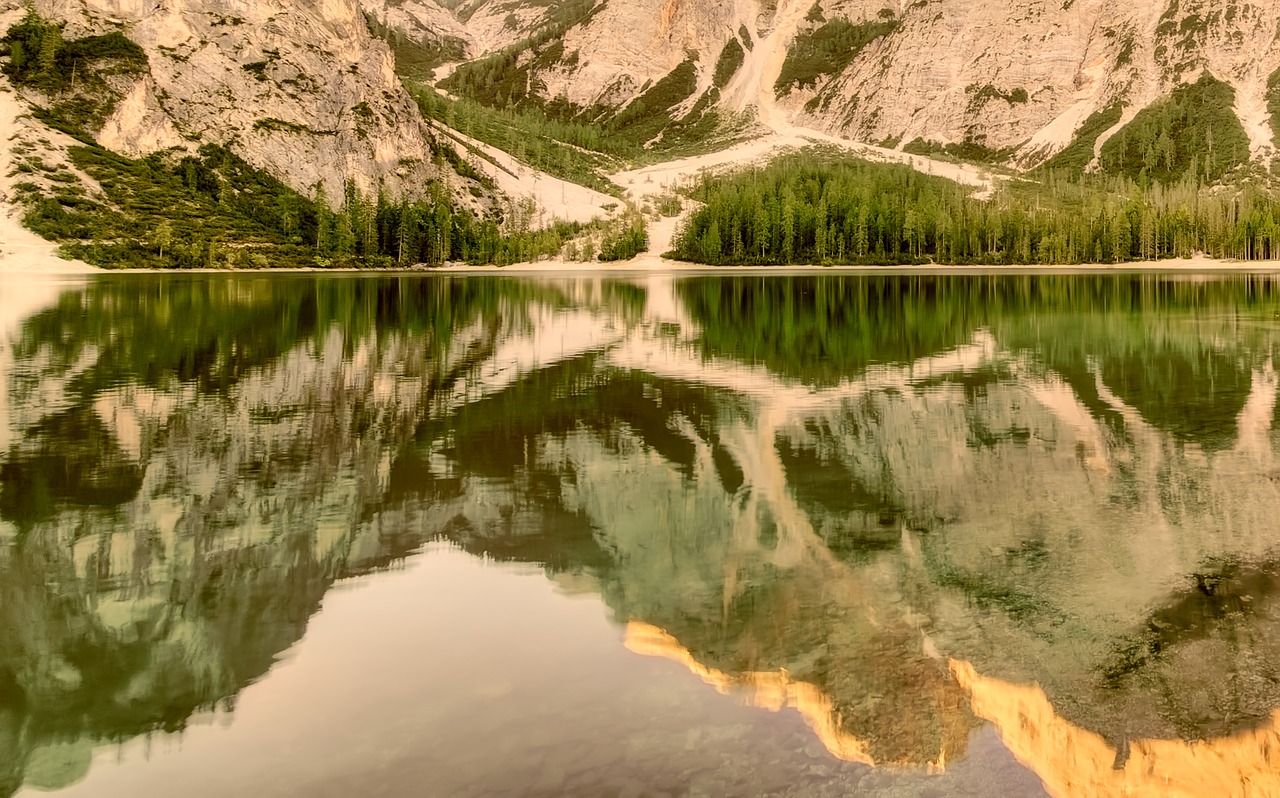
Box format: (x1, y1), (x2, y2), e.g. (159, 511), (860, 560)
(4, 272), (1280, 796)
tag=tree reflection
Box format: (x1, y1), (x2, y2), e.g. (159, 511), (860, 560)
(4, 273), (1280, 794)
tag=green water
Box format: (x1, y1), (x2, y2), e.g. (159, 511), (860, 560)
(4, 271), (1280, 797)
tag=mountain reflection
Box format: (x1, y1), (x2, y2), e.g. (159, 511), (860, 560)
(5, 272), (1280, 795)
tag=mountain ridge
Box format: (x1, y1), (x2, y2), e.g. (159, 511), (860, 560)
(397, 0), (1280, 174)
(0, 0), (478, 204)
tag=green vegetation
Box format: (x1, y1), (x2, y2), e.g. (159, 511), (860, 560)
(902, 136), (1016, 166)
(421, 37), (754, 201)
(1036, 104), (1122, 173)
(1152, 1), (1215, 78)
(606, 57), (701, 142)
(1115, 32), (1136, 67)
(413, 88), (624, 195)
(364, 13), (467, 80)
(774, 18), (897, 97)
(1267, 65), (1280, 150)
(253, 117), (325, 135)
(965, 83), (1029, 110)
(597, 213), (648, 261)
(16, 141), (323, 268)
(671, 148), (1280, 266)
(438, 0), (599, 108)
(712, 38), (745, 89)
(17, 137), (583, 268)
(1, 9), (149, 129)
(650, 192), (683, 217)
(439, 16), (739, 160)
(241, 60), (270, 81)
(1098, 75), (1250, 185)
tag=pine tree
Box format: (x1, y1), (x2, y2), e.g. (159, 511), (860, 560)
(855, 206), (869, 259)
(781, 193), (796, 263)
(703, 220), (722, 263)
(815, 197), (829, 261)
(37, 24), (60, 79)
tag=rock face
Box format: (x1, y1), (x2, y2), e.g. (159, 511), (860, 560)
(792, 0), (1280, 165)
(13, 0), (1277, 197)
(8, 0), (1280, 193)
(363, 0), (471, 59)
(414, 0), (1280, 168)
(1, 0), (458, 201)
(454, 0), (550, 52)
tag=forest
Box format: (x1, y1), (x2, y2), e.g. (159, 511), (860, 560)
(17, 139), (581, 269)
(669, 149), (1280, 266)
(1096, 74), (1250, 185)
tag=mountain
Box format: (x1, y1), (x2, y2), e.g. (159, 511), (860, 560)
(0, 0), (470, 203)
(399, 0), (1280, 174)
(6, 0), (1280, 214)
(5, 0), (1280, 271)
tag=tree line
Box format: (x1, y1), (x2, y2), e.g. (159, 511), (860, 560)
(670, 151), (1280, 266)
(22, 138), (577, 269)
(312, 181), (577, 268)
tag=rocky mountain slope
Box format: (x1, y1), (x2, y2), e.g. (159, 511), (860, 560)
(399, 0), (1280, 172)
(9, 0), (1275, 230)
(0, 0), (466, 203)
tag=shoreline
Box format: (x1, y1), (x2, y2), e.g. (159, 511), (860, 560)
(9, 253), (1280, 277)
(428, 254), (1280, 275)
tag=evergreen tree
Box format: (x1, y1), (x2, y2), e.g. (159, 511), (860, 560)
(36, 24), (59, 78)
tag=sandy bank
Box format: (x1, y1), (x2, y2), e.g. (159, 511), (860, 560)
(0, 83), (100, 275)
(429, 252), (1280, 275)
(6, 253), (1280, 277)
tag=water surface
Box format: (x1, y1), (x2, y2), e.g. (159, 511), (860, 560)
(4, 271), (1280, 797)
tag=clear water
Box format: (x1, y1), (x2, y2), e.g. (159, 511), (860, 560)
(4, 271), (1280, 797)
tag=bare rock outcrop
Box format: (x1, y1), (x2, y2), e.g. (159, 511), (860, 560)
(2, 0), (460, 202)
(426, 0), (1280, 169)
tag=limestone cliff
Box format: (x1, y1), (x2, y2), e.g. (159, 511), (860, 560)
(0, 0), (463, 202)
(418, 0), (1280, 170)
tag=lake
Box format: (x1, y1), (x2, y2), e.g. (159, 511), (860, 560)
(3, 270), (1280, 797)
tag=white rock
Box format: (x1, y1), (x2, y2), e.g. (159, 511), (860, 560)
(4, 0), (467, 202)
